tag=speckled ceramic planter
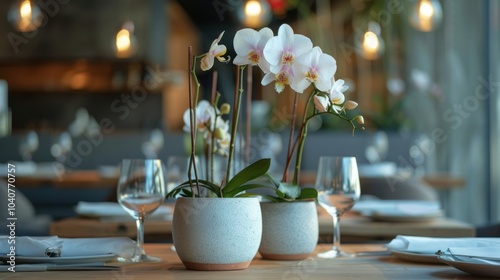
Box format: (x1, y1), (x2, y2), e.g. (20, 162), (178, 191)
(259, 201), (318, 260)
(172, 197), (262, 270)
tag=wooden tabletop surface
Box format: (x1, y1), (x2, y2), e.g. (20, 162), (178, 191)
(3, 243), (482, 280)
(50, 211), (475, 240)
(11, 170), (117, 188)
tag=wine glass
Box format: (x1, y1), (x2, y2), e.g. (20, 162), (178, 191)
(19, 130), (39, 161)
(315, 156), (361, 258)
(117, 159), (166, 262)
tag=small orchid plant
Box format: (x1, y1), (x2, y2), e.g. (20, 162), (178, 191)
(166, 23), (363, 200)
(233, 24), (364, 202)
(166, 30), (271, 199)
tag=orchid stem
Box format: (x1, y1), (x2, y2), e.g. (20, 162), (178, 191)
(282, 91), (299, 183)
(187, 47), (202, 195)
(245, 65), (252, 164)
(292, 89), (316, 185)
(210, 71), (219, 184)
(226, 65), (246, 185)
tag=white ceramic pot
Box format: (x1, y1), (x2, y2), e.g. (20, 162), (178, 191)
(172, 197), (262, 270)
(259, 201), (318, 260)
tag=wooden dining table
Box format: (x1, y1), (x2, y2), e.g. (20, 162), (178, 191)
(49, 207), (476, 242)
(3, 243), (482, 279)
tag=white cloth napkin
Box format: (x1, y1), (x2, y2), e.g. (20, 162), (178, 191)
(448, 247), (500, 260)
(0, 236), (61, 257)
(387, 235), (500, 254)
(0, 236), (135, 258)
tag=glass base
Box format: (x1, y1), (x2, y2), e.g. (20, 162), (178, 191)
(318, 249), (355, 258)
(117, 254), (162, 263)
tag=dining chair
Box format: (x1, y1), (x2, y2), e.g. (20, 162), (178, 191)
(0, 179), (52, 236)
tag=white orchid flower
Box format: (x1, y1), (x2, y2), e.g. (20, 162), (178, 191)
(291, 47), (337, 93)
(261, 66), (293, 93)
(233, 27), (273, 73)
(263, 23), (312, 79)
(313, 94), (331, 112)
(201, 31), (229, 71)
(328, 79), (348, 113)
(183, 100), (216, 132)
(212, 117), (229, 134)
(216, 130), (231, 156)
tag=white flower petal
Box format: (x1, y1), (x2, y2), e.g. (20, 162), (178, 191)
(263, 36), (283, 67)
(290, 78), (309, 93)
(290, 34), (313, 57)
(257, 27), (274, 49)
(315, 76), (332, 92)
(278, 24), (294, 47)
(261, 73), (275, 86)
(258, 57), (271, 73)
(234, 28), (258, 56)
(201, 54), (214, 71)
(314, 95), (330, 112)
(317, 53), (337, 76)
(233, 55), (249, 65)
(183, 109), (192, 132)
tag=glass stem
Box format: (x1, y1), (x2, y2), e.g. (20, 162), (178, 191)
(332, 214), (341, 252)
(135, 216), (146, 256)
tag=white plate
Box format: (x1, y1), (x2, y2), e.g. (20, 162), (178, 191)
(0, 254), (117, 264)
(438, 254), (500, 278)
(389, 249), (443, 264)
(75, 202), (172, 221)
(368, 210), (444, 223)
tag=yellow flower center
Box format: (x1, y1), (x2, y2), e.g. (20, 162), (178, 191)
(281, 52), (294, 65)
(331, 96), (342, 104)
(305, 69), (318, 82)
(248, 50), (260, 64)
(276, 71), (290, 84)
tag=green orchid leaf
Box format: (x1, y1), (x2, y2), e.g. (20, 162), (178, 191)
(297, 188), (318, 200)
(259, 194), (282, 202)
(278, 183), (301, 199)
(223, 158), (271, 194)
(261, 193), (297, 202)
(166, 179), (222, 198)
(166, 185), (185, 198)
(181, 188), (193, 197)
(275, 189), (286, 198)
(223, 183), (272, 198)
(264, 172), (281, 188)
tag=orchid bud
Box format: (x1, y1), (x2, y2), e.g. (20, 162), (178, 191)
(220, 103), (231, 114)
(356, 115), (365, 125)
(214, 127), (227, 140)
(345, 100), (358, 110)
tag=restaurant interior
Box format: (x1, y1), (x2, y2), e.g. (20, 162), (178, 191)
(0, 0), (499, 277)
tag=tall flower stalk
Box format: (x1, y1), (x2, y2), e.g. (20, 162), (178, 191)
(225, 65), (246, 182)
(168, 24), (362, 201)
(168, 31), (273, 199)
(185, 33), (231, 195)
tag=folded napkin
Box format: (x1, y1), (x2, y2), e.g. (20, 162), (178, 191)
(387, 235), (500, 254)
(447, 247), (500, 261)
(0, 236), (61, 257)
(75, 201), (171, 221)
(0, 236), (135, 258)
